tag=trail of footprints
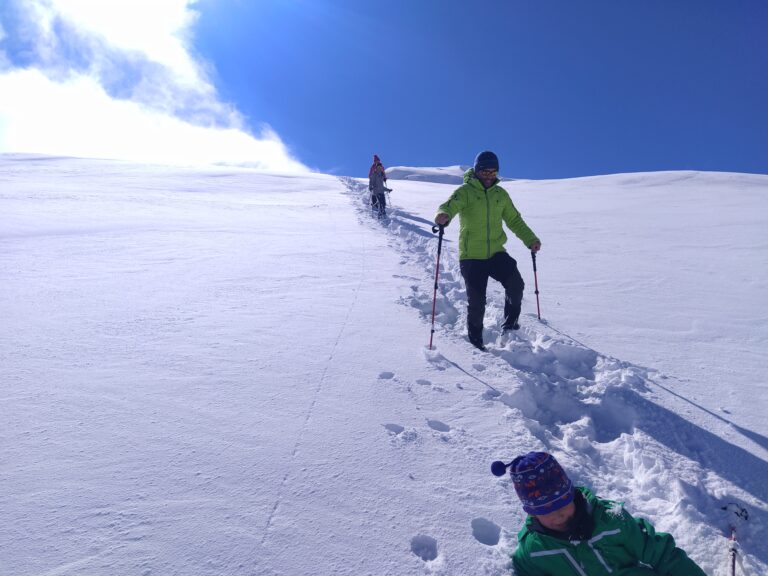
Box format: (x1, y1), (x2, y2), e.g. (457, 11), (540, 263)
(348, 177), (657, 568)
(378, 370), (507, 567)
(409, 516), (502, 565)
(347, 177), (761, 576)
(378, 328), (654, 566)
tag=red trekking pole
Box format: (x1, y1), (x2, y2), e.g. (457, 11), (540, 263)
(429, 224), (445, 349)
(531, 250), (541, 320)
(721, 503), (748, 576)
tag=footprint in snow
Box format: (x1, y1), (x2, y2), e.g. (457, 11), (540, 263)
(416, 379), (432, 386)
(378, 371), (395, 380)
(471, 517), (501, 546)
(385, 425), (419, 444)
(427, 419), (451, 432)
(402, 286), (433, 314)
(411, 534), (438, 562)
(473, 363), (486, 372)
(384, 423), (405, 435)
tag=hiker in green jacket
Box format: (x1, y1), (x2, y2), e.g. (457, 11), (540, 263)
(493, 452), (706, 576)
(435, 150), (540, 350)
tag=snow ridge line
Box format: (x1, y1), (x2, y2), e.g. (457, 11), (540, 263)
(338, 176), (766, 574)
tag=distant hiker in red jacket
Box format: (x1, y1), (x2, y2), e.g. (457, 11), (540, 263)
(368, 154), (389, 218)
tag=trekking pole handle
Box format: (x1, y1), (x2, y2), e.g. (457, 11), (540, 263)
(432, 225), (445, 289)
(428, 224), (445, 349)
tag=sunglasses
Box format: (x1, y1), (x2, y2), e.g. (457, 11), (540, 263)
(477, 169), (498, 177)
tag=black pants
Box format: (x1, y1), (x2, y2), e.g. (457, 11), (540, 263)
(371, 192), (386, 216)
(459, 252), (524, 342)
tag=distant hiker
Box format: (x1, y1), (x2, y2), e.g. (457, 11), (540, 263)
(434, 150), (540, 350)
(369, 154), (389, 218)
(494, 452), (706, 576)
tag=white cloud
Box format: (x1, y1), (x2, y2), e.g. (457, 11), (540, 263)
(47, 0), (200, 80)
(0, 0), (308, 171)
(0, 69), (307, 171)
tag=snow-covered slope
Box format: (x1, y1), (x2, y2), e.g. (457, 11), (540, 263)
(386, 165), (517, 184)
(2, 155), (767, 575)
(386, 165), (470, 184)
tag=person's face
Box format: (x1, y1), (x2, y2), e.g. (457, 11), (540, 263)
(476, 168), (497, 188)
(534, 501), (576, 532)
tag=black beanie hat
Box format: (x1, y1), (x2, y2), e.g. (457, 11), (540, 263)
(474, 150), (499, 172)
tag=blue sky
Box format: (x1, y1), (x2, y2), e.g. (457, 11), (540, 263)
(192, 0), (768, 178)
(1, 0), (766, 178)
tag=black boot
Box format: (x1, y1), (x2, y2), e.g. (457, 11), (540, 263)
(502, 321), (520, 332)
(468, 331), (486, 351)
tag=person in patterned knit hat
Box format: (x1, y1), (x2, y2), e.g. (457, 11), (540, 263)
(492, 451), (706, 575)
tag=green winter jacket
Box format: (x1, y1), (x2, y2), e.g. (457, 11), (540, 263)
(512, 488), (706, 576)
(436, 169), (539, 260)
